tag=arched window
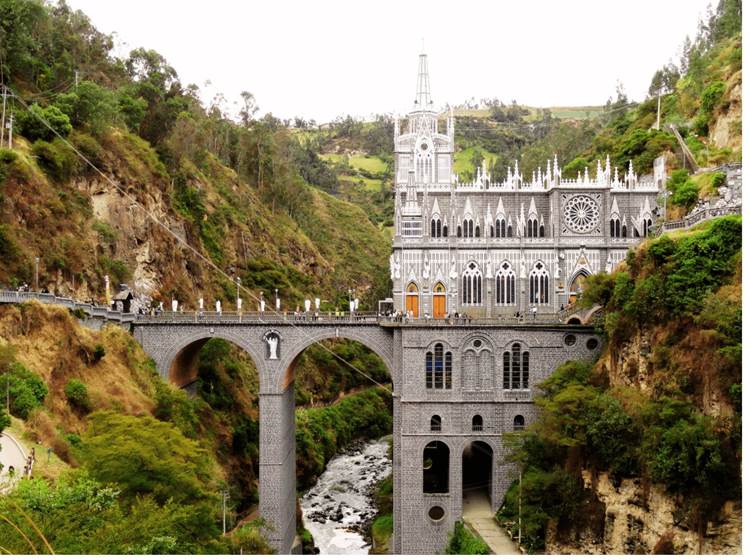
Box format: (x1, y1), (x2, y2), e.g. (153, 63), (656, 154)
(507, 224), (513, 237)
(431, 218), (442, 238)
(426, 343), (451, 390)
(445, 351), (452, 389)
(496, 218), (506, 238)
(423, 441), (450, 493)
(496, 262), (515, 305)
(472, 415), (483, 432)
(425, 351), (433, 389)
(621, 224), (627, 238)
(475, 225), (480, 237)
(529, 262), (549, 305)
(522, 350), (529, 388)
(527, 218), (539, 238)
(457, 225), (462, 238)
(610, 217), (621, 238)
(490, 225), (495, 237)
(505, 343), (529, 389)
(513, 415), (525, 431)
(462, 263), (482, 305)
(434, 343), (444, 388)
(431, 415), (442, 432)
(442, 224), (448, 237)
(539, 224), (545, 237)
(502, 350), (510, 389)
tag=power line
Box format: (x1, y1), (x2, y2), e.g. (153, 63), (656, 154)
(5, 84), (392, 395)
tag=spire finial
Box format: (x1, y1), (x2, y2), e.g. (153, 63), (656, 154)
(414, 51), (432, 109)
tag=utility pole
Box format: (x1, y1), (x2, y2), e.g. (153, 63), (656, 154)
(34, 257), (40, 292)
(655, 87), (662, 131)
(75, 70), (79, 87)
(1, 85), (6, 147)
(7, 112), (13, 150)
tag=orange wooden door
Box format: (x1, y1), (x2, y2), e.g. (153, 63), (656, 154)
(432, 294), (446, 318)
(406, 294), (419, 317)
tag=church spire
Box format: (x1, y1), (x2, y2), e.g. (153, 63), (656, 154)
(414, 52), (433, 110)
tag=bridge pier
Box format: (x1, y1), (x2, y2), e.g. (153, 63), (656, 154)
(259, 386), (296, 554)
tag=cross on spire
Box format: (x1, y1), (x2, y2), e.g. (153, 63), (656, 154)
(414, 52), (433, 109)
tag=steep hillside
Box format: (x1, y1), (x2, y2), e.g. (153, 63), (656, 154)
(497, 216), (742, 554)
(0, 301), (392, 552)
(0, 0), (390, 311)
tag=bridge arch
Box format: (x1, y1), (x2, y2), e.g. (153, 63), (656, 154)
(274, 327), (395, 392)
(161, 330), (264, 389)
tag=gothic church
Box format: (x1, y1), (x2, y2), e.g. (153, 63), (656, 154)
(390, 53), (663, 318)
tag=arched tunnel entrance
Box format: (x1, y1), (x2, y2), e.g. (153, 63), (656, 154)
(462, 440), (493, 503)
(165, 330), (393, 554)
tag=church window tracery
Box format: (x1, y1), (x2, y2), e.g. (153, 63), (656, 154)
(495, 262), (515, 305)
(529, 262), (549, 305)
(462, 263), (482, 305)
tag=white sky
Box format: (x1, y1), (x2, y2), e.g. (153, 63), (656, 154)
(67, 0), (716, 122)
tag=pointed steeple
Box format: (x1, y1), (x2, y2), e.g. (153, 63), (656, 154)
(528, 197), (538, 218)
(463, 196), (474, 217)
(496, 196), (506, 217)
(610, 196), (620, 216)
(414, 52), (433, 110)
(431, 197), (441, 217)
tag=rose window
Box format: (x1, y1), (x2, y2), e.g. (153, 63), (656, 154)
(564, 195), (600, 233)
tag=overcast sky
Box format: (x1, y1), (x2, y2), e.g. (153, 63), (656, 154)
(67, 0), (716, 122)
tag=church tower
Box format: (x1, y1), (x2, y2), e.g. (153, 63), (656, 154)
(391, 52), (455, 318)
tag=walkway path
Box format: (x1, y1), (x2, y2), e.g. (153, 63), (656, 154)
(0, 431), (28, 491)
(463, 492), (520, 555)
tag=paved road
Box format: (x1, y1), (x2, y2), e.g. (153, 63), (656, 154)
(0, 431), (27, 490)
(463, 492), (520, 555)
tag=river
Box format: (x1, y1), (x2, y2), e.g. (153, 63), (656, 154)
(300, 437), (391, 554)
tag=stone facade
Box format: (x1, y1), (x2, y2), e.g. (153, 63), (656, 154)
(391, 54), (661, 319)
(133, 318), (600, 554)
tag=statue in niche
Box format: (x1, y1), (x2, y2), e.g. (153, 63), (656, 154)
(485, 258), (492, 279)
(394, 254), (401, 279)
(605, 254), (613, 274)
(265, 332), (279, 360)
(449, 256), (457, 279)
(389, 253), (396, 280)
(520, 259), (527, 279)
(422, 255), (430, 280)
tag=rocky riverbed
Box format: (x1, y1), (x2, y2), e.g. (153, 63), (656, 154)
(300, 437), (391, 554)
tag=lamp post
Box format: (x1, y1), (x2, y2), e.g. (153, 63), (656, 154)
(34, 257), (39, 292)
(275, 288), (280, 311)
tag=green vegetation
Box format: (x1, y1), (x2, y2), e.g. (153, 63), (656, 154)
(64, 378), (91, 412)
(0, 360), (48, 420)
(500, 215), (742, 553)
(445, 521), (490, 554)
(296, 387), (392, 488)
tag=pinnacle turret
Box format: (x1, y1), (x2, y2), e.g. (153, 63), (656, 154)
(414, 53), (433, 110)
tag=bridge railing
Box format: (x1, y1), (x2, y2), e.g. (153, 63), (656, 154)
(1, 291), (586, 327)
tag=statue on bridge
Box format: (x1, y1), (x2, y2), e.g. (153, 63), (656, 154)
(265, 332), (280, 360)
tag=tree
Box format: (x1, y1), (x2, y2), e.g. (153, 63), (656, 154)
(17, 103), (72, 142)
(55, 81), (118, 135)
(78, 411), (217, 506)
(648, 64), (680, 96)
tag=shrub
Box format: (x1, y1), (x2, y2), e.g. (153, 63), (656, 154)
(701, 81), (726, 114)
(32, 139), (77, 182)
(17, 103), (72, 141)
(78, 411), (217, 505)
(446, 521), (490, 554)
(64, 379), (91, 412)
(671, 179), (700, 208)
(3, 362), (48, 419)
(92, 344), (106, 362)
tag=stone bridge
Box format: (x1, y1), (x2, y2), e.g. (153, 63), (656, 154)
(0, 291), (602, 553)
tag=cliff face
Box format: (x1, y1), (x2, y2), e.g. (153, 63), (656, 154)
(547, 470), (741, 554)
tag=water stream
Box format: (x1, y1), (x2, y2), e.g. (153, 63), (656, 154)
(300, 437), (391, 554)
